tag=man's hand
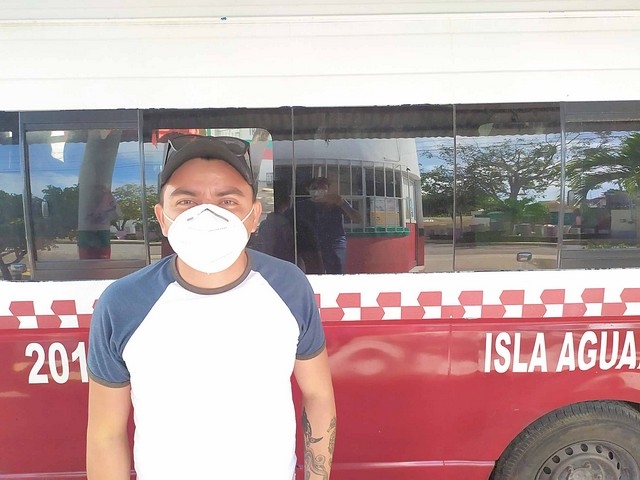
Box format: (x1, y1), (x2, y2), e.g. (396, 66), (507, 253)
(294, 348), (336, 480)
(322, 193), (344, 207)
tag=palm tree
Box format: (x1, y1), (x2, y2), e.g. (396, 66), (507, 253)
(566, 132), (640, 202)
(566, 132), (640, 240)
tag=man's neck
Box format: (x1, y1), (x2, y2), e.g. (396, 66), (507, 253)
(175, 251), (249, 289)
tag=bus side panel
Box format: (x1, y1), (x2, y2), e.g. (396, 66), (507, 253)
(448, 318), (640, 462)
(2, 320), (456, 480)
(0, 329), (90, 477)
(328, 463), (494, 480)
(313, 321), (454, 479)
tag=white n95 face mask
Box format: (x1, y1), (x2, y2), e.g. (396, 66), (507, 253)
(309, 189), (326, 200)
(164, 203), (254, 274)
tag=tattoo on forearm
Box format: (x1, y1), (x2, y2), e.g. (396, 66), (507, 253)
(302, 408), (337, 480)
(327, 417), (336, 465)
(302, 408), (324, 445)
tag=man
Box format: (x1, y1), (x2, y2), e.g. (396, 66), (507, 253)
(291, 177), (362, 274)
(254, 184), (297, 265)
(86, 135), (336, 479)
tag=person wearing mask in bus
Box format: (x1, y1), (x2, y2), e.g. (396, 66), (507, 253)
(86, 134), (336, 480)
(290, 177), (362, 274)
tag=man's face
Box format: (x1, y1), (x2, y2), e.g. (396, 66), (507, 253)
(155, 158), (261, 238)
(309, 182), (329, 202)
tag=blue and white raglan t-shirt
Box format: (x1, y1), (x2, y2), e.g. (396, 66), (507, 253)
(88, 249), (325, 480)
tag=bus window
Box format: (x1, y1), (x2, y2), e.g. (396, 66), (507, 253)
(0, 114), (24, 281)
(287, 105), (454, 274)
(26, 129), (145, 262)
(449, 104), (562, 272)
(19, 110), (146, 280)
(562, 101), (640, 269)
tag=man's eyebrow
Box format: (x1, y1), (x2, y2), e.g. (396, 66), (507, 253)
(217, 186), (248, 197)
(168, 186), (248, 198)
(168, 187), (197, 198)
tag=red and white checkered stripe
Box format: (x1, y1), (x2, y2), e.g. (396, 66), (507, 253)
(307, 269), (640, 322)
(1, 269), (640, 329)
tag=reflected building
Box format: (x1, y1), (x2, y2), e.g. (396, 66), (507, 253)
(272, 137), (423, 274)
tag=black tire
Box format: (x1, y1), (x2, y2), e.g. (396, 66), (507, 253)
(490, 401), (640, 480)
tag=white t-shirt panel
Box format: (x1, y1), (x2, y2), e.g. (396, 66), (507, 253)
(87, 250), (324, 479)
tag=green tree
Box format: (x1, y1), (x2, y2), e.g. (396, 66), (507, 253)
(458, 138), (559, 203)
(482, 196), (550, 226)
(0, 185), (82, 280)
(111, 183), (160, 237)
(0, 191), (27, 280)
(566, 132), (640, 242)
(566, 132), (640, 202)
(40, 185), (80, 241)
(421, 165), (454, 217)
(421, 163), (482, 231)
(421, 137), (559, 230)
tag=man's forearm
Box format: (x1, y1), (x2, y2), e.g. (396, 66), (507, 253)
(86, 434), (131, 480)
(302, 404), (336, 480)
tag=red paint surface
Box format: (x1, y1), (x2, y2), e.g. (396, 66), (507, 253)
(4, 314), (640, 480)
(345, 224), (419, 274)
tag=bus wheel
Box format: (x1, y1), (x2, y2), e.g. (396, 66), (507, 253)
(491, 401), (640, 480)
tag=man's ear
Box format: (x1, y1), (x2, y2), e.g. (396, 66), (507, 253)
(154, 204), (170, 237)
(250, 200), (263, 233)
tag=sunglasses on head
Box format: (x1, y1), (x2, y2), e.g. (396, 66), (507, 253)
(167, 134), (250, 157)
(164, 134), (253, 176)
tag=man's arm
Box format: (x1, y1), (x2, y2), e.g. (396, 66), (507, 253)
(325, 194), (363, 224)
(86, 378), (132, 480)
(294, 347), (336, 480)
(338, 199), (363, 224)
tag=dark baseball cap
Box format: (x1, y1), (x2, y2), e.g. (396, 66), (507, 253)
(159, 135), (254, 193)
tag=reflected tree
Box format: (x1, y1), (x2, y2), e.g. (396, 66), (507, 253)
(458, 138), (559, 204)
(566, 132), (640, 241)
(482, 196), (550, 226)
(41, 185), (80, 241)
(421, 137), (560, 228)
(0, 185), (81, 280)
(112, 183), (160, 237)
(421, 163), (482, 227)
(566, 132), (640, 202)
(0, 191), (27, 280)
(421, 165), (453, 217)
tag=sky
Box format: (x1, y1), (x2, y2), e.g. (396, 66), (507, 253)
(415, 131), (635, 202)
(1, 130), (635, 203)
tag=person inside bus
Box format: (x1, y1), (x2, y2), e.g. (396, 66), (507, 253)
(86, 134), (336, 480)
(289, 176), (362, 274)
(253, 184), (324, 273)
(253, 183), (298, 264)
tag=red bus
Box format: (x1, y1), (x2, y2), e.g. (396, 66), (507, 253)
(2, 3), (640, 479)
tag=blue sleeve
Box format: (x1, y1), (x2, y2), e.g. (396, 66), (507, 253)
(295, 276), (325, 359)
(248, 249), (325, 359)
(88, 285), (131, 386)
(87, 257), (174, 386)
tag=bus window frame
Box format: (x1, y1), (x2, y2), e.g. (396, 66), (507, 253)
(19, 110), (144, 281)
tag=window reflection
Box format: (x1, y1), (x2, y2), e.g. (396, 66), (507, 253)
(26, 129), (145, 262)
(0, 123), (26, 280)
(450, 105), (562, 271)
(6, 103), (640, 280)
(563, 102), (640, 268)
(286, 106), (450, 274)
(283, 138), (418, 273)
(418, 133), (455, 272)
